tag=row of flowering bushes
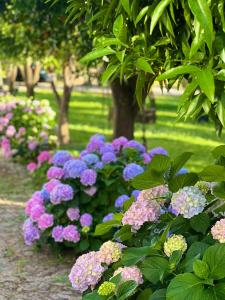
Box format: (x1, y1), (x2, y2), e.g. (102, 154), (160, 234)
(23, 134), (170, 253)
(67, 145), (225, 299)
(0, 98), (57, 178)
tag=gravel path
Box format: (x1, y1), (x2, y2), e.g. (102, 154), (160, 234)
(0, 158), (80, 300)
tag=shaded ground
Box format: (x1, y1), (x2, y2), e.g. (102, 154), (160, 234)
(0, 157), (80, 300)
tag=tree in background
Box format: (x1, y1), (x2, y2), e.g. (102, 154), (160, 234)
(63, 0), (225, 137)
(0, 0), (92, 144)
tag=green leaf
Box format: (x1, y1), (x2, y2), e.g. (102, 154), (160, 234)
(101, 64), (118, 84)
(141, 257), (169, 284)
(190, 213), (210, 234)
(80, 47), (115, 63)
(196, 68), (215, 102)
(121, 0), (131, 18)
(136, 57), (154, 74)
(94, 219), (121, 236)
(135, 72), (146, 107)
(203, 244), (225, 280)
(114, 225), (132, 242)
(117, 280), (138, 300)
(217, 101), (225, 127)
(212, 145), (225, 159)
(150, 0), (172, 35)
(150, 154), (171, 173)
(122, 246), (158, 266)
(150, 289), (166, 300)
(156, 65), (200, 81)
(170, 152), (193, 177)
(167, 273), (205, 300)
(113, 14), (127, 43)
(135, 6), (149, 25)
(199, 165), (225, 182)
(186, 242), (210, 260)
(83, 291), (102, 300)
(137, 288), (152, 300)
(168, 173), (199, 192)
(188, 0), (213, 53)
(218, 0), (225, 32)
(131, 168), (164, 190)
(212, 182), (225, 200)
(193, 259), (209, 279)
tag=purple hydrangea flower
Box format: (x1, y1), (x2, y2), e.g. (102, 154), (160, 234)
(50, 184), (74, 205)
(131, 190), (140, 199)
(123, 140), (146, 153)
(23, 219), (40, 246)
(63, 159), (87, 179)
(99, 143), (114, 155)
(112, 137), (128, 151)
(80, 169), (97, 186)
(103, 213), (114, 222)
(67, 207), (80, 221)
(123, 163), (144, 181)
(38, 213), (54, 230)
(82, 154), (99, 165)
(52, 225), (64, 242)
(47, 166), (65, 180)
(80, 213), (93, 227)
(80, 150), (89, 158)
(142, 153), (151, 164)
(90, 134), (105, 142)
(101, 152), (116, 164)
(30, 204), (45, 221)
(115, 195), (130, 208)
(94, 161), (104, 170)
(43, 179), (60, 193)
(86, 135), (105, 153)
(52, 150), (72, 167)
(149, 147), (168, 159)
(63, 225), (80, 243)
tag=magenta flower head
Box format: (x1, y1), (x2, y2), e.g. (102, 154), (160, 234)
(27, 162), (38, 173)
(63, 159), (87, 178)
(52, 225), (64, 242)
(23, 219), (40, 246)
(123, 163), (144, 181)
(52, 150), (72, 167)
(80, 169), (97, 186)
(80, 213), (93, 227)
(112, 136), (128, 152)
(43, 179), (60, 193)
(30, 204), (45, 221)
(63, 225), (80, 243)
(38, 213), (54, 230)
(67, 207), (80, 221)
(50, 183), (74, 205)
(102, 152), (116, 164)
(47, 166), (65, 180)
(37, 151), (52, 165)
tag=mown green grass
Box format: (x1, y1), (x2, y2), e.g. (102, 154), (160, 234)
(18, 88), (225, 172)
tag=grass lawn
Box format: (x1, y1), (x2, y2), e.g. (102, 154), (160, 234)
(18, 88), (225, 172)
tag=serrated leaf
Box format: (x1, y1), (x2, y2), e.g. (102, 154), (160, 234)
(150, 0), (172, 34)
(136, 57), (154, 74)
(190, 213), (210, 234)
(203, 244), (225, 280)
(80, 47), (115, 63)
(141, 257), (169, 284)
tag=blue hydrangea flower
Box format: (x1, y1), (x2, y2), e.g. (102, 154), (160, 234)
(41, 189), (50, 201)
(131, 190), (140, 199)
(149, 147), (168, 159)
(102, 152), (116, 164)
(82, 153), (99, 165)
(94, 161), (104, 170)
(99, 143), (114, 155)
(52, 150), (72, 167)
(123, 163), (144, 181)
(63, 159), (87, 178)
(115, 195), (130, 208)
(103, 213), (114, 222)
(177, 168), (189, 175)
(123, 140), (146, 153)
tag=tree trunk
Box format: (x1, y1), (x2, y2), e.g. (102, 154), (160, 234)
(26, 83), (34, 98)
(7, 64), (17, 95)
(111, 77), (140, 139)
(58, 84), (71, 145)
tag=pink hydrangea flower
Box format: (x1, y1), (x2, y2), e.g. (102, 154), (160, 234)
(38, 213), (54, 230)
(27, 162), (38, 173)
(47, 166), (65, 180)
(114, 266), (143, 284)
(63, 225), (80, 243)
(28, 140), (38, 151)
(25, 196), (44, 216)
(52, 225), (64, 242)
(37, 151), (52, 165)
(6, 125), (16, 137)
(43, 179), (60, 193)
(30, 204), (45, 221)
(67, 208), (80, 221)
(84, 186), (97, 196)
(211, 218), (225, 243)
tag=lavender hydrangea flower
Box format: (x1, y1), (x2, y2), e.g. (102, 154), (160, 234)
(43, 179), (60, 193)
(82, 153), (99, 165)
(63, 225), (80, 243)
(131, 190), (140, 199)
(103, 213), (114, 222)
(123, 163), (144, 181)
(86, 135), (105, 153)
(99, 143), (114, 155)
(124, 140), (146, 153)
(23, 219), (40, 246)
(63, 159), (87, 179)
(142, 153), (151, 164)
(112, 137), (128, 151)
(47, 166), (65, 180)
(80, 213), (93, 227)
(149, 147), (168, 159)
(80, 150), (88, 158)
(102, 152), (116, 164)
(67, 207), (80, 221)
(52, 225), (64, 242)
(94, 161), (104, 170)
(38, 213), (54, 230)
(52, 150), (72, 167)
(115, 195), (130, 208)
(50, 183), (74, 205)
(80, 169), (97, 186)
(30, 204), (45, 221)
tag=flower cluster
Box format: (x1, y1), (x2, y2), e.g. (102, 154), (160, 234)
(0, 98), (57, 175)
(171, 186), (206, 219)
(114, 266), (143, 284)
(211, 218), (225, 243)
(164, 234), (187, 257)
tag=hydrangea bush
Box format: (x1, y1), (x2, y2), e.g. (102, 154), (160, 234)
(70, 145), (225, 299)
(0, 98), (57, 166)
(23, 134), (168, 253)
